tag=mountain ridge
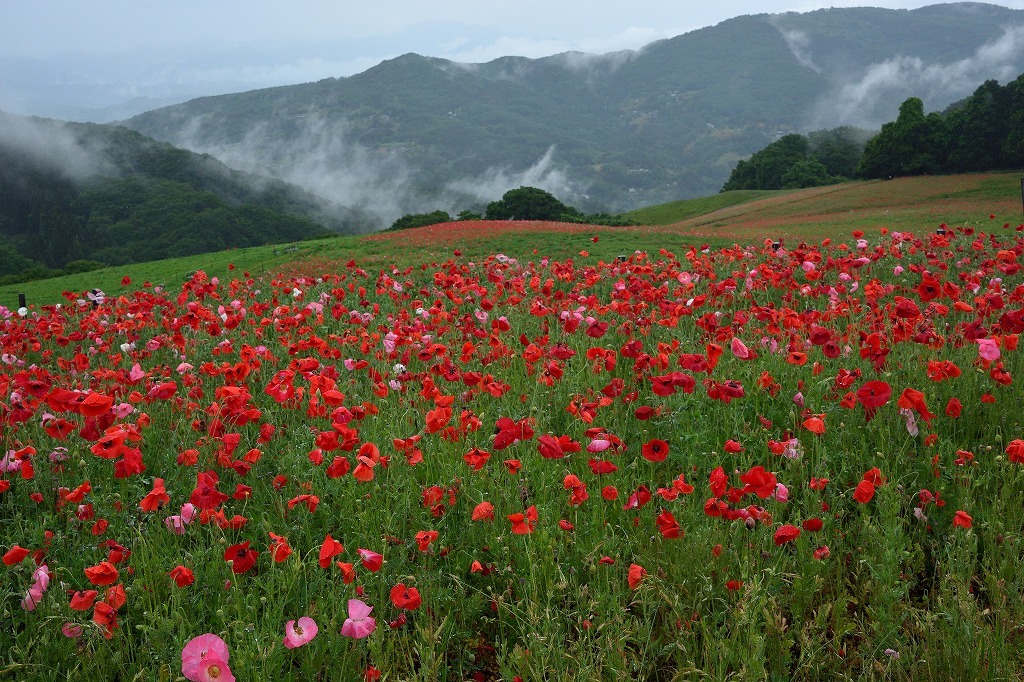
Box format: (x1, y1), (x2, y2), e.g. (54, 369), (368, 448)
(111, 4), (1024, 218)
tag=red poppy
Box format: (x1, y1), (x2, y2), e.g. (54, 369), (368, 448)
(856, 381), (891, 422)
(927, 360), (962, 382)
(357, 548), (383, 572)
(2, 545), (30, 565)
(463, 447), (491, 471)
(709, 466), (728, 498)
(471, 501), (495, 521)
(69, 589), (99, 610)
(92, 601), (118, 639)
(190, 471), (229, 511)
(802, 518), (823, 532)
(952, 511), (973, 528)
(627, 563), (647, 589)
(623, 485), (652, 510)
(79, 392), (114, 418)
(537, 434), (580, 459)
(319, 534), (344, 569)
(268, 533), (293, 562)
(563, 474), (589, 506)
(641, 439), (669, 462)
(897, 388), (936, 424)
(655, 509), (682, 539)
(508, 506), (538, 534)
(723, 439), (744, 453)
(773, 524), (801, 546)
(353, 442), (380, 482)
(739, 466), (777, 499)
(414, 530), (438, 552)
(390, 583), (422, 610)
(945, 398), (962, 418)
(224, 541), (258, 574)
(853, 479), (875, 504)
(1006, 439), (1024, 463)
(588, 459), (618, 475)
(169, 565), (195, 587)
(335, 562), (356, 584)
(84, 561), (119, 586)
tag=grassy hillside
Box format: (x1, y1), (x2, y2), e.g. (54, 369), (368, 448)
(3, 171), (1021, 308)
(623, 190), (782, 225)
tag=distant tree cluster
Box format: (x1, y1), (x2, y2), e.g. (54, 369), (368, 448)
(387, 187), (637, 231)
(721, 127), (871, 191)
(723, 72), (1024, 190)
(858, 75), (1024, 177)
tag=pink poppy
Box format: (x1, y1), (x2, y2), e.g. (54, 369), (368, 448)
(340, 599), (376, 639)
(182, 634), (230, 682)
(283, 616), (318, 649)
(977, 338), (1000, 362)
(192, 657), (235, 682)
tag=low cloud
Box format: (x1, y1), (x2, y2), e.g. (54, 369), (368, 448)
(179, 115), (420, 226)
(0, 112), (111, 181)
(779, 29), (820, 73)
(445, 146), (580, 206)
(170, 114), (580, 228)
(810, 24), (1024, 129)
(439, 26), (673, 67)
(550, 49), (636, 74)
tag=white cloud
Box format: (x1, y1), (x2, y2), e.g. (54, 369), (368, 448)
(811, 23), (1024, 128)
(445, 146), (578, 205)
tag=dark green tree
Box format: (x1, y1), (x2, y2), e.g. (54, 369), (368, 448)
(945, 80), (1011, 172)
(485, 187), (578, 221)
(722, 134), (810, 191)
(857, 97), (945, 178)
(1004, 73), (1024, 168)
(388, 210), (452, 231)
(807, 127), (871, 178)
(781, 159), (836, 188)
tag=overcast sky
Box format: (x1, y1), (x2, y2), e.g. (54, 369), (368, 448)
(3, 0), (1024, 119)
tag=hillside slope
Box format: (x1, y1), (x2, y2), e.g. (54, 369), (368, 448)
(0, 112), (376, 276)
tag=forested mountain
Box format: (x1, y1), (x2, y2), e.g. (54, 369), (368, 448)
(123, 3), (1024, 217)
(0, 112), (373, 278)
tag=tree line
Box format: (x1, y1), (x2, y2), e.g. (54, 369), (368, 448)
(386, 186), (638, 231)
(722, 72), (1024, 191)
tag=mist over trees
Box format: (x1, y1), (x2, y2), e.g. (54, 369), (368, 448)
(0, 113), (352, 282)
(722, 71), (1024, 191)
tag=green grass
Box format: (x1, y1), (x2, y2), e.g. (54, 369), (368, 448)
(622, 189), (783, 225)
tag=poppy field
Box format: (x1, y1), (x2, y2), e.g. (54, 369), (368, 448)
(3, 217), (1024, 681)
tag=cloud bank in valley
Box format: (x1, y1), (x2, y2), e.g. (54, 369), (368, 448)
(170, 114), (578, 228)
(810, 23), (1024, 129)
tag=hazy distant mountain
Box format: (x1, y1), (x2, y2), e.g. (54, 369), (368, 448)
(123, 3), (1024, 219)
(0, 112), (372, 276)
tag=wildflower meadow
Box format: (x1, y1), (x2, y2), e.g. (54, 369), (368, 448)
(3, 219), (1024, 680)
